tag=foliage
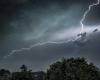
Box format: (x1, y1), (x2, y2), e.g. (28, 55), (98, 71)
(46, 57), (100, 80)
(20, 64), (28, 72)
(0, 69), (10, 75)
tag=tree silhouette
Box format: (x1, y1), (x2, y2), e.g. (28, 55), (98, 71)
(12, 64), (34, 80)
(46, 57), (100, 80)
(20, 64), (27, 72)
(0, 69), (11, 80)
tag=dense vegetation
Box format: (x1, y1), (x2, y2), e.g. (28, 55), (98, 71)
(46, 57), (100, 80)
(0, 57), (100, 80)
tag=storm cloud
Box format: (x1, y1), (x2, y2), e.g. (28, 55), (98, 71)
(0, 0), (100, 71)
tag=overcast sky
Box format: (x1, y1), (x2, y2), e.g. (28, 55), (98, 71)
(0, 0), (100, 71)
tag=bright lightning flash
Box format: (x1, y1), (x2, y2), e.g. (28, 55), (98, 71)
(3, 41), (72, 59)
(80, 0), (100, 33)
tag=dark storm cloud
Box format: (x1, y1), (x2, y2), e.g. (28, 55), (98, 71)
(1, 31), (100, 71)
(0, 0), (95, 37)
(0, 0), (100, 71)
(0, 0), (95, 35)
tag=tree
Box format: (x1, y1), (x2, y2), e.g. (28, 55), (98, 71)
(0, 69), (11, 80)
(20, 64), (27, 72)
(46, 57), (100, 80)
(0, 69), (10, 75)
(12, 65), (34, 80)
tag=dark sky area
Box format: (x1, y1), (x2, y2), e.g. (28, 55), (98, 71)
(0, 0), (100, 71)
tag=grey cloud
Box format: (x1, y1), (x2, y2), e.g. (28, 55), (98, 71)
(0, 0), (100, 71)
(1, 31), (100, 71)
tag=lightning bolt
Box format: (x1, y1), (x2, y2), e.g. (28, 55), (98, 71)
(2, 0), (100, 60)
(80, 0), (100, 33)
(3, 40), (73, 59)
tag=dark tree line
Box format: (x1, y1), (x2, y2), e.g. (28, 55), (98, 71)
(0, 57), (100, 80)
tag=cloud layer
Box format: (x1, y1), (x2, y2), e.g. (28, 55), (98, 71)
(0, 0), (100, 71)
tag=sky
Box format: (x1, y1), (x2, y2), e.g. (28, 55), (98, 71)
(0, 0), (100, 71)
